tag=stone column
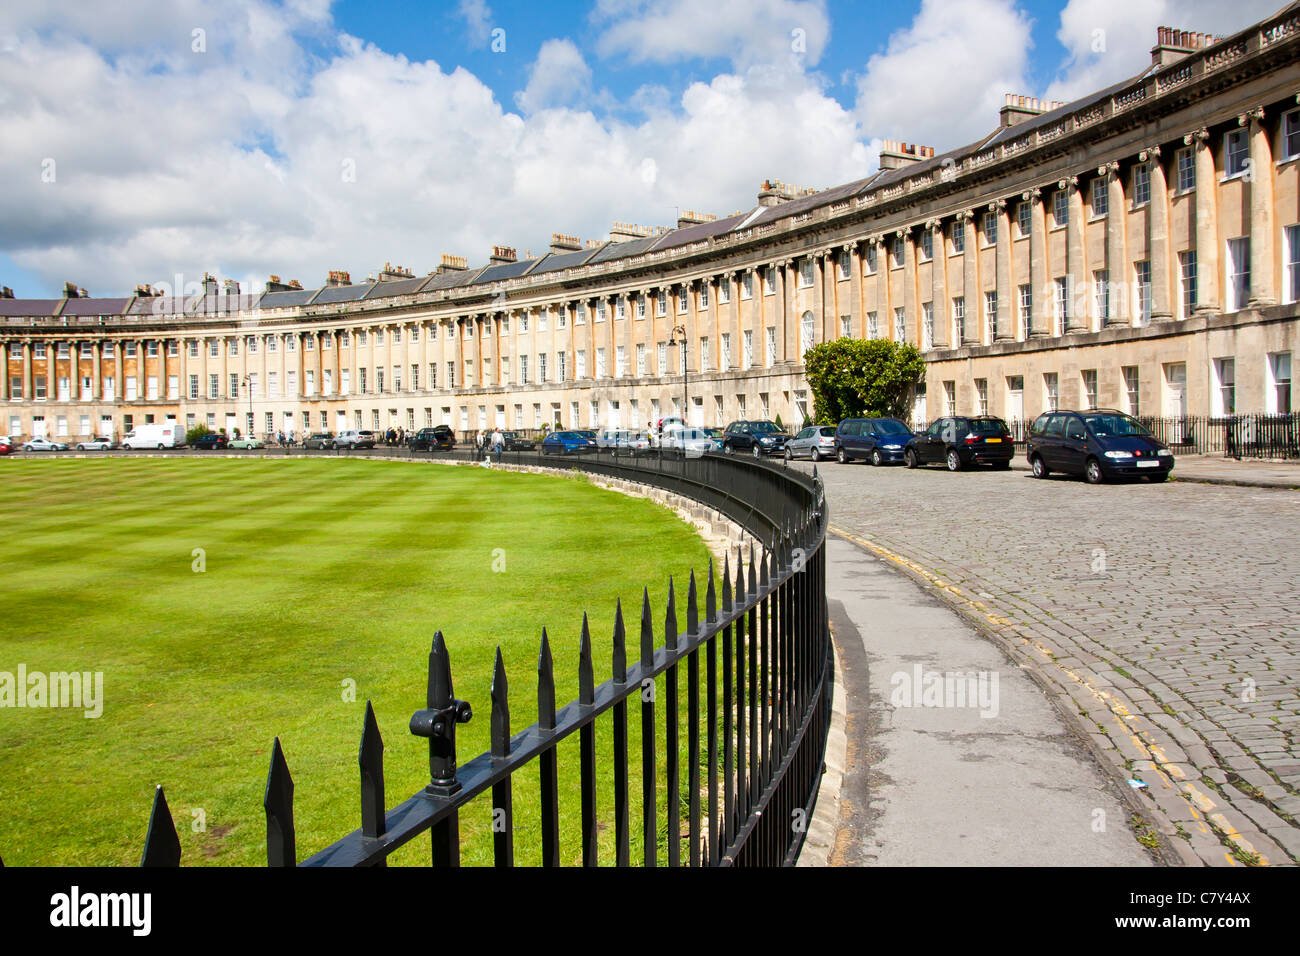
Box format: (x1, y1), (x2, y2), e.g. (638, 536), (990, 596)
(777, 259), (791, 364)
(1144, 145), (1174, 322)
(22, 342), (32, 402)
(91, 341), (101, 400)
(992, 199), (1012, 340)
(926, 222), (947, 347)
(960, 212), (977, 344)
(114, 342), (123, 404)
(1101, 161), (1128, 327)
(901, 228), (917, 345)
(0, 342), (7, 402)
(1188, 127), (1219, 313)
(1245, 107), (1276, 306)
(847, 243), (864, 340)
(1064, 177), (1089, 331)
(1026, 188), (1050, 336)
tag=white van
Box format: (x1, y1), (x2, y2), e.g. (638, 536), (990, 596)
(122, 422), (184, 449)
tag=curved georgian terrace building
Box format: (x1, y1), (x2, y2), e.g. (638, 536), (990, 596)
(4, 9), (1300, 445)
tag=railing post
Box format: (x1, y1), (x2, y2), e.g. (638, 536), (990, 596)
(409, 631), (472, 866)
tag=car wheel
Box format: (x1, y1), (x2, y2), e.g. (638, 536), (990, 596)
(752, 445), (762, 459)
(1084, 458), (1105, 485)
(157, 444), (164, 450)
(904, 449), (919, 469)
(870, 448), (883, 467)
(1030, 455), (1050, 479)
(837, 447), (848, 464)
(946, 449), (962, 472)
(724, 443), (734, 455)
(784, 445), (792, 461)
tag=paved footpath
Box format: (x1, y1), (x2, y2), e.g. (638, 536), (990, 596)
(820, 536), (1154, 865)
(799, 455), (1300, 867)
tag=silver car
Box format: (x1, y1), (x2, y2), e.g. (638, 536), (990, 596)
(784, 425), (838, 462)
(662, 427), (716, 458)
(22, 437), (69, 452)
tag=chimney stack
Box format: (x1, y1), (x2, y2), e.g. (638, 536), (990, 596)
(0, 286), (13, 299)
(608, 221), (667, 243)
(61, 281), (82, 298)
(489, 245), (517, 264)
(222, 278), (240, 297)
(1151, 26), (1222, 67)
(378, 262), (414, 282)
(757, 179), (819, 207)
(878, 141), (936, 169)
(325, 270), (352, 287)
(677, 210), (717, 229)
(437, 254), (468, 274)
(998, 95), (1065, 128)
(549, 233), (582, 254)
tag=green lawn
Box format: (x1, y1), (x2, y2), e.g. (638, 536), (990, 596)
(0, 458), (713, 866)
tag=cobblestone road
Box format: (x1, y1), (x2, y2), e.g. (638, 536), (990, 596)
(807, 458), (1300, 866)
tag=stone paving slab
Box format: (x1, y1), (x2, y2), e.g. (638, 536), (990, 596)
(800, 457), (1300, 867)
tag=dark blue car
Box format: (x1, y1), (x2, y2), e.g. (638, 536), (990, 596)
(834, 417), (914, 465)
(1026, 409), (1174, 484)
(540, 431), (597, 456)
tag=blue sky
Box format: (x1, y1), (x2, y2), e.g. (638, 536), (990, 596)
(0, 0), (1283, 298)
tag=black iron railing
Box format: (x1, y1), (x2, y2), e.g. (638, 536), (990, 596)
(117, 450), (832, 867)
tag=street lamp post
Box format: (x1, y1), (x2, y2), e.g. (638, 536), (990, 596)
(668, 323), (687, 427)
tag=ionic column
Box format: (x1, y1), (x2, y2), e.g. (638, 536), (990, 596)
(1101, 161), (1128, 327)
(900, 229), (917, 345)
(777, 259), (791, 364)
(1064, 177), (1089, 331)
(91, 341), (101, 400)
(1244, 107), (1276, 306)
(1026, 189), (1050, 336)
(992, 199), (1012, 340)
(847, 243), (865, 340)
(922, 224), (945, 347)
(1144, 145), (1174, 322)
(114, 342), (123, 402)
(959, 212), (977, 344)
(23, 342), (32, 400)
(1188, 127), (1220, 313)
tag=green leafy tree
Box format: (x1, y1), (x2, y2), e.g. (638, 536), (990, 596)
(185, 424), (213, 445)
(803, 337), (926, 424)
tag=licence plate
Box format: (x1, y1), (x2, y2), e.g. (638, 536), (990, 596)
(1137, 460), (1159, 468)
(984, 438), (1002, 443)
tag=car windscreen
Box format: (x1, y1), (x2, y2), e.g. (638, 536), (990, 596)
(872, 420), (911, 435)
(1082, 413), (1150, 437)
(966, 419), (1007, 435)
(749, 422), (780, 434)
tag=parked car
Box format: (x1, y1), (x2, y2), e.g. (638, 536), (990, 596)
(334, 430), (375, 450)
(75, 437), (116, 450)
(301, 433), (334, 449)
(597, 429), (652, 456)
(835, 417), (914, 465)
(904, 417), (1014, 471)
(661, 427), (716, 458)
(1026, 409), (1175, 484)
(192, 433), (230, 451)
(540, 431), (597, 455)
(121, 422), (184, 449)
(721, 420), (792, 457)
(0, 441), (13, 456)
(22, 437), (69, 452)
(701, 426), (726, 451)
(502, 431), (535, 451)
(785, 425), (838, 461)
(408, 426), (455, 451)
(228, 437), (265, 449)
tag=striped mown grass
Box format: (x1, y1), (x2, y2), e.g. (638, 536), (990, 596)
(0, 457), (711, 865)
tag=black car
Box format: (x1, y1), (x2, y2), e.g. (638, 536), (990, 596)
(721, 420), (792, 457)
(834, 417), (914, 465)
(502, 431), (535, 451)
(1026, 409), (1174, 484)
(191, 433), (229, 451)
(409, 426), (455, 451)
(904, 416), (1014, 471)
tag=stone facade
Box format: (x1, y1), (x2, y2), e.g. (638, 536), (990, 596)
(4, 9), (1300, 442)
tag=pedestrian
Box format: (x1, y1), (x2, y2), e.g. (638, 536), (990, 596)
(491, 427), (504, 460)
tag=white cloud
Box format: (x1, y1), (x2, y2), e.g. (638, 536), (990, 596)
(0, 0), (874, 298)
(1045, 0), (1285, 102)
(515, 38), (593, 114)
(593, 0), (830, 69)
(853, 0), (1034, 151)
(457, 0), (493, 47)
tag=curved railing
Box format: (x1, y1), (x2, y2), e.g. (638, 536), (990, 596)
(122, 450), (833, 867)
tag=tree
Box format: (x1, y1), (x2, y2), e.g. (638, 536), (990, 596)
(185, 423), (213, 445)
(803, 337), (925, 424)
